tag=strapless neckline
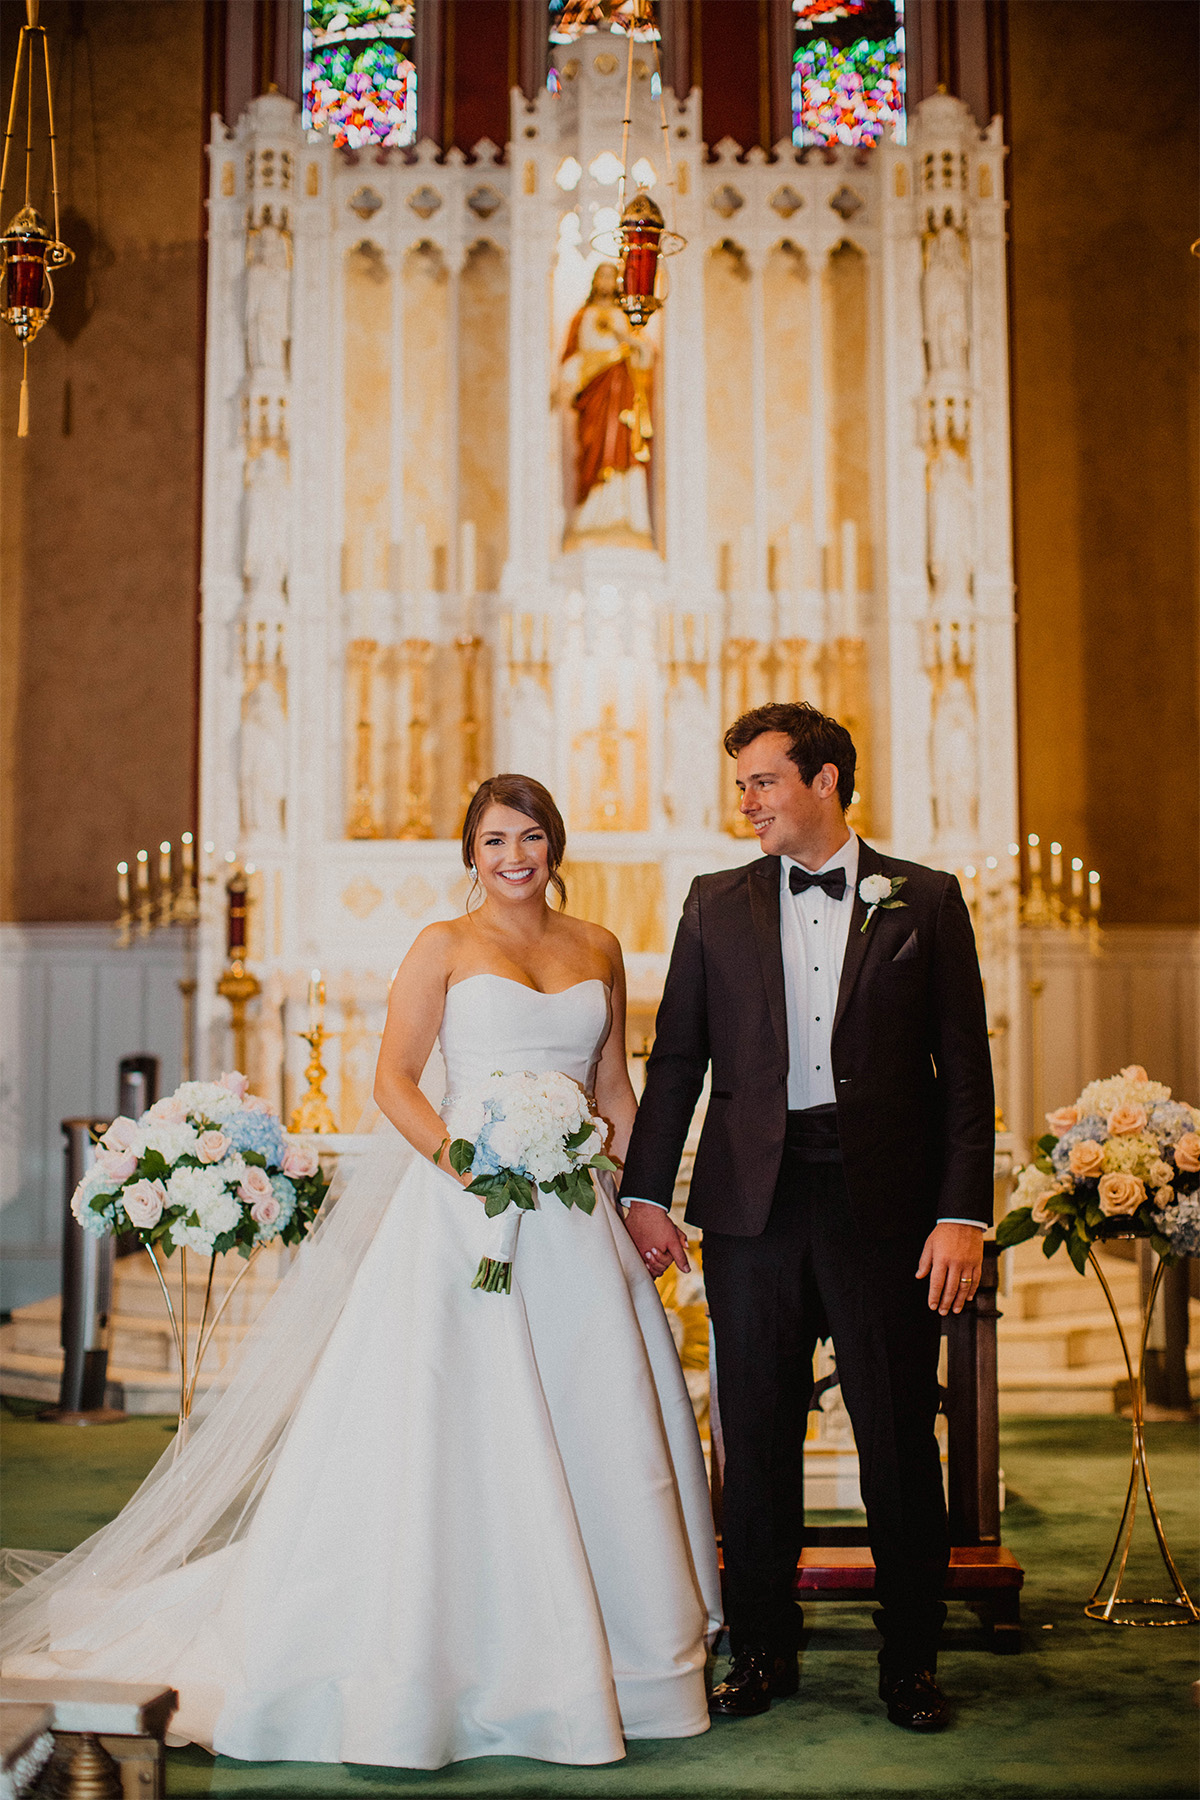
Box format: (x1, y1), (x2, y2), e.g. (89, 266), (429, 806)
(446, 972), (610, 1000)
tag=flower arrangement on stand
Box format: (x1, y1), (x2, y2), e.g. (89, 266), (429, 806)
(442, 1071), (616, 1294)
(71, 1072), (329, 1443)
(996, 1064), (1200, 1272)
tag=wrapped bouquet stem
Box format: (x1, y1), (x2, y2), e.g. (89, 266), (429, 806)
(443, 1070), (617, 1295)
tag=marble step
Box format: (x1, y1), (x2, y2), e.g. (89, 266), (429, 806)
(0, 1347), (225, 1416)
(1002, 1258), (1140, 1321)
(999, 1348), (1200, 1415)
(2, 1300), (251, 1375)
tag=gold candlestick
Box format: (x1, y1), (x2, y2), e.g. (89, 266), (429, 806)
(399, 638), (434, 840)
(217, 870), (259, 1074)
(347, 637), (382, 840)
(289, 1024), (339, 1133)
(116, 861), (132, 948)
(134, 850), (152, 937)
(455, 632), (484, 825)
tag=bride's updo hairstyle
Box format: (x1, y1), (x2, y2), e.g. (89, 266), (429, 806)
(462, 774), (568, 910)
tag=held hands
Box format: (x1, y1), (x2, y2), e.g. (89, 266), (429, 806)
(916, 1221), (985, 1314)
(623, 1201), (691, 1279)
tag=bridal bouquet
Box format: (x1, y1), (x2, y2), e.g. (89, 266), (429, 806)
(997, 1065), (1200, 1273)
(70, 1072), (329, 1258)
(444, 1071), (616, 1294)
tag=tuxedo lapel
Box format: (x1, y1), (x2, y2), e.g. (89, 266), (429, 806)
(832, 838), (882, 1040)
(747, 856), (788, 1061)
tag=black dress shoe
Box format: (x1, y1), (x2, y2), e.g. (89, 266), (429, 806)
(708, 1647), (799, 1717)
(878, 1668), (949, 1731)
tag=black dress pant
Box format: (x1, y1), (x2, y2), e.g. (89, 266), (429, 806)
(703, 1147), (950, 1671)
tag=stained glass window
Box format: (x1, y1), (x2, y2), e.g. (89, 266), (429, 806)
(550, 0), (659, 44)
(793, 0), (905, 148)
(303, 2), (417, 149)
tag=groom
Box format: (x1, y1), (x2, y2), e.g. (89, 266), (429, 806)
(621, 703), (994, 1731)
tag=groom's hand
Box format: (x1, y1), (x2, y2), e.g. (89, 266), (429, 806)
(917, 1222), (984, 1314)
(623, 1201), (691, 1278)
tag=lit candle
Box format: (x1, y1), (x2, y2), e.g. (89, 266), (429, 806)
(181, 832), (195, 877)
(1088, 870), (1101, 916)
(159, 840), (172, 887)
(1049, 841), (1062, 890)
(1071, 857), (1084, 903)
(308, 967), (323, 1032)
(117, 862), (130, 910)
(135, 849), (150, 893)
(1026, 833), (1041, 878)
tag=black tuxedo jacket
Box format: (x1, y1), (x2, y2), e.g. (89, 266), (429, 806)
(620, 840), (995, 1237)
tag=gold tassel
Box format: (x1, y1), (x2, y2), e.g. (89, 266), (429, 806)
(17, 349), (29, 437)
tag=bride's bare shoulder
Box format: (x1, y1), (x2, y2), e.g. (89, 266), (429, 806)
(556, 912), (623, 978)
(400, 919), (464, 979)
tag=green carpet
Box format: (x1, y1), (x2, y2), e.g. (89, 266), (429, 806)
(2, 1403), (1197, 1799)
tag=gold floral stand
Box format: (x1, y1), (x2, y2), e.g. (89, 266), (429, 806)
(144, 1244), (262, 1454)
(1085, 1248), (1199, 1625)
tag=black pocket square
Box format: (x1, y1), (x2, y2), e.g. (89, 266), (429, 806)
(892, 929), (919, 963)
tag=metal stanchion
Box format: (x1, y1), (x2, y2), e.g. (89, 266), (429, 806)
(115, 1056), (159, 1258)
(48, 1119), (124, 1424)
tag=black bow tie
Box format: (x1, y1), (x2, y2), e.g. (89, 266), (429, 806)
(789, 866), (847, 901)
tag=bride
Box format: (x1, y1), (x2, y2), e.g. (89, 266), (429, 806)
(1, 773), (721, 1770)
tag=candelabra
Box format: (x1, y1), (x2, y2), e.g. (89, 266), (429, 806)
(288, 972), (338, 1133)
(455, 632), (484, 827)
(216, 869), (260, 1076)
(115, 835), (199, 946)
(346, 637), (382, 840)
(398, 638), (434, 839)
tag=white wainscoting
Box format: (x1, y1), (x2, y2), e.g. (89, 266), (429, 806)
(1015, 926), (1200, 1150)
(0, 926), (194, 1311)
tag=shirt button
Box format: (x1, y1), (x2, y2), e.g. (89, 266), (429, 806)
(815, 1016), (820, 1022)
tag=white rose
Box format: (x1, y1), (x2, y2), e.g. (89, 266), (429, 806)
(859, 874), (893, 906)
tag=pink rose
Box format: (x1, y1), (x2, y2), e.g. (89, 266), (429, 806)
(95, 1146), (138, 1183)
(250, 1194), (280, 1227)
(1097, 1172), (1144, 1217)
(1106, 1104), (1147, 1137)
(196, 1130), (230, 1164)
(1119, 1064), (1148, 1083)
(1174, 1132), (1200, 1173)
(1030, 1185), (1068, 1226)
(1068, 1139), (1105, 1179)
(243, 1094), (273, 1115)
(238, 1166), (274, 1204)
(123, 1178), (166, 1229)
(100, 1116), (139, 1152)
(220, 1071), (250, 1099)
(1045, 1107), (1079, 1137)
(282, 1145), (319, 1180)
(149, 1094), (187, 1124)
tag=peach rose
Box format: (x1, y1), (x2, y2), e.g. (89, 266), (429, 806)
(123, 1177), (166, 1229)
(95, 1145), (138, 1182)
(148, 1094), (187, 1124)
(237, 1166), (274, 1204)
(1045, 1106), (1079, 1136)
(243, 1094), (273, 1115)
(100, 1116), (139, 1152)
(1030, 1186), (1068, 1226)
(250, 1193), (280, 1227)
(1068, 1139), (1105, 1179)
(1153, 1185), (1175, 1208)
(282, 1145), (319, 1180)
(1148, 1159), (1173, 1190)
(1119, 1064), (1148, 1083)
(196, 1130), (230, 1164)
(1106, 1104), (1148, 1137)
(220, 1071), (250, 1099)
(1097, 1172), (1144, 1217)
(1173, 1132), (1200, 1173)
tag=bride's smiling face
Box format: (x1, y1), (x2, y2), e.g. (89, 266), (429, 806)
(472, 805), (551, 905)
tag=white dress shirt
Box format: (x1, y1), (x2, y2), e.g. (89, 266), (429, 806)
(627, 833), (983, 1227)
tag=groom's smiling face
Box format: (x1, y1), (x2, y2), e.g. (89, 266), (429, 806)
(734, 731), (845, 867)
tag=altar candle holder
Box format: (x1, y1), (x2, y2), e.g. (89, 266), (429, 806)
(290, 976), (338, 1136)
(116, 861), (132, 948)
(1067, 857), (1085, 930)
(158, 841), (174, 926)
(177, 832), (198, 925)
(134, 850), (153, 938)
(216, 869), (261, 1076)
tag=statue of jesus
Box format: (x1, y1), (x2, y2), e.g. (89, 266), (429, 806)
(560, 263), (654, 550)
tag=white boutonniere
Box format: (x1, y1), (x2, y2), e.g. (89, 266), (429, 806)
(859, 873), (907, 933)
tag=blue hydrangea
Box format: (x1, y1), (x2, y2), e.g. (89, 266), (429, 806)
(1148, 1102), (1195, 1148)
(224, 1110), (288, 1166)
(1154, 1194), (1200, 1257)
(468, 1121), (504, 1177)
(1050, 1114), (1108, 1178)
(269, 1173), (297, 1227)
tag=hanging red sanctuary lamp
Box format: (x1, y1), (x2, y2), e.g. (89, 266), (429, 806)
(0, 1), (74, 437)
(590, 0), (685, 331)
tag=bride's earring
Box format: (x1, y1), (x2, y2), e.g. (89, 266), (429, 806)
(469, 865), (477, 879)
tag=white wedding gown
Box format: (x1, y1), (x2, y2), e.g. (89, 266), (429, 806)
(4, 975), (720, 1769)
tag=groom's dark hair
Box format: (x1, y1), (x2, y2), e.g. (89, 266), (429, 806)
(724, 703), (857, 811)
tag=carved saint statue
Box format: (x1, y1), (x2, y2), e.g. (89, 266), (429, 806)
(245, 223), (292, 374)
(930, 670), (978, 842)
(239, 675), (288, 840)
(922, 223), (970, 379)
(243, 444), (289, 607)
(927, 447), (973, 605)
(560, 263), (654, 549)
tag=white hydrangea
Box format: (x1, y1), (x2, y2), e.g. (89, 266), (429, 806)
(1013, 1163), (1067, 1206)
(141, 1120), (199, 1164)
(173, 1080), (242, 1122)
(172, 1221), (217, 1256)
(166, 1163), (232, 1222)
(1077, 1074), (1171, 1117)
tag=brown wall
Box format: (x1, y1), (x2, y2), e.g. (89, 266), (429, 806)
(0, 0), (206, 921)
(1006, 0), (1200, 925)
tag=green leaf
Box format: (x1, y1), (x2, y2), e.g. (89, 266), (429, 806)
(512, 1175), (536, 1211)
(483, 1190), (511, 1218)
(449, 1137), (475, 1175)
(1036, 1133), (1058, 1154)
(995, 1206), (1037, 1247)
(140, 1149), (169, 1179)
(574, 1176), (596, 1216)
(1046, 1195), (1076, 1216)
(88, 1193), (111, 1214)
(881, 898), (907, 910)
(1033, 1155), (1055, 1175)
(587, 1154), (618, 1173)
(1042, 1223), (1066, 1259)
(213, 1229), (238, 1255)
(563, 1123), (594, 1151)
(242, 1150), (267, 1169)
(1066, 1232), (1091, 1276)
(1149, 1233), (1175, 1261)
